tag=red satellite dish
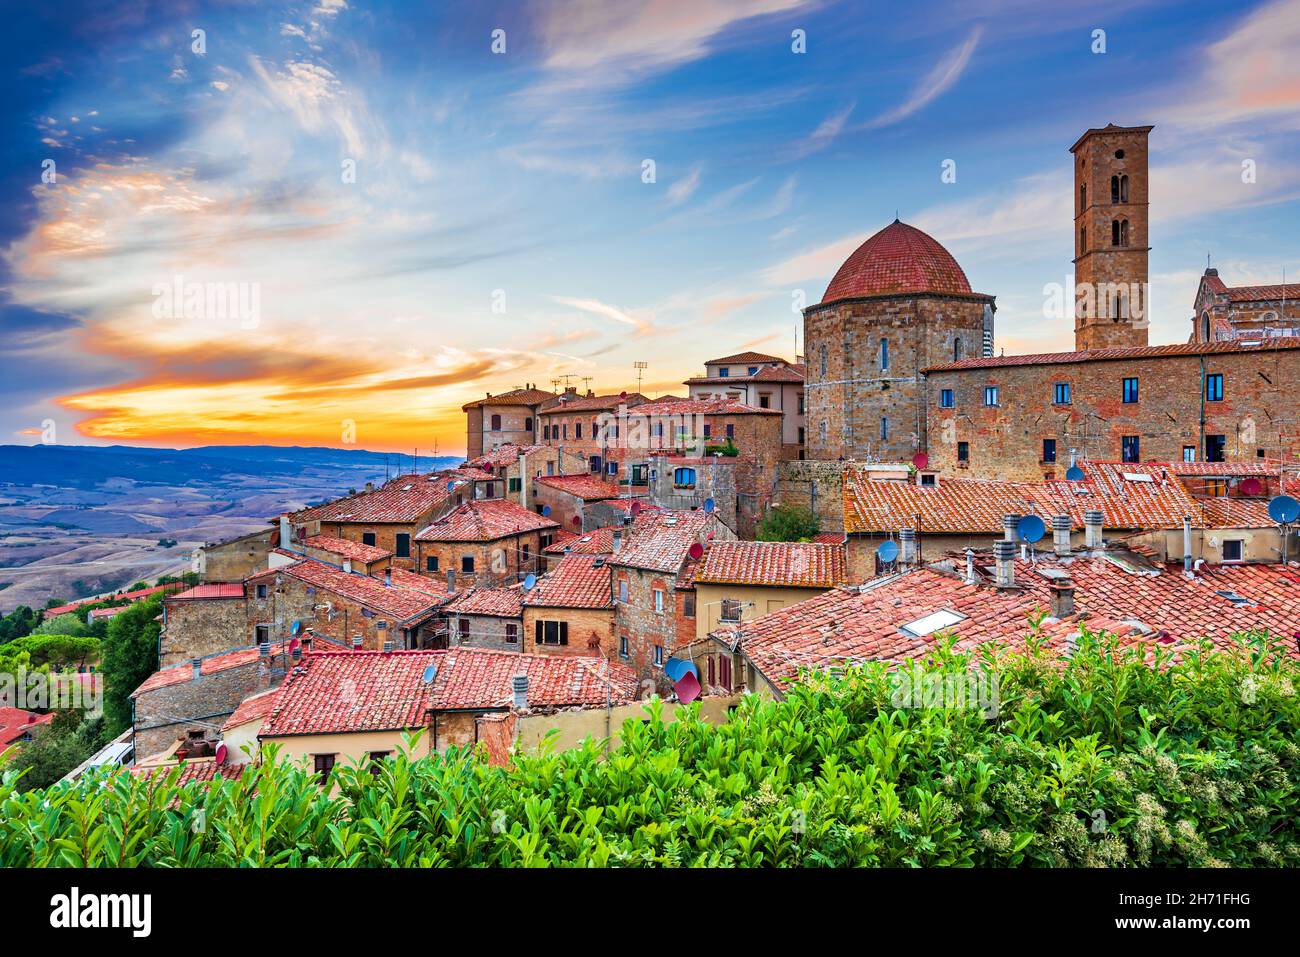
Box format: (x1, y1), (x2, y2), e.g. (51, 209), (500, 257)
(629, 501), (642, 516)
(571, 515), (582, 526)
(214, 742), (228, 766)
(912, 452), (929, 470)
(688, 542), (704, 560)
(619, 391), (627, 399)
(1240, 478), (1262, 496)
(288, 636), (300, 654)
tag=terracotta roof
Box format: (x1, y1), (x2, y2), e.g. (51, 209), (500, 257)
(291, 475), (452, 525)
(601, 499), (661, 515)
(1169, 461), (1284, 476)
(703, 351), (788, 365)
(1197, 497), (1276, 529)
(446, 583), (526, 618)
(535, 474), (622, 501)
(843, 462), (1200, 534)
(303, 535), (393, 564)
(523, 554), (614, 609)
(544, 526), (618, 554)
(167, 583), (245, 601)
(925, 337), (1300, 373)
(626, 397), (782, 417)
(260, 648), (639, 735)
(821, 221), (978, 304)
(462, 388), (558, 410)
(466, 443), (547, 470)
(221, 687), (281, 732)
(1204, 274), (1300, 302)
(246, 559), (447, 621)
(1068, 123), (1154, 153)
(686, 366), (805, 386)
(812, 532), (847, 544)
(0, 708), (53, 748)
(415, 499), (558, 542)
(132, 640), (295, 698)
(43, 583), (180, 617)
(130, 759), (245, 784)
(539, 392), (648, 414)
(386, 567), (453, 599)
(607, 509), (715, 573)
(695, 541), (847, 588)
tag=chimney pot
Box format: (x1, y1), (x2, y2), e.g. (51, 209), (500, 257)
(993, 540), (1016, 588)
(191, 657), (202, 678)
(512, 674), (529, 710)
(1050, 577), (1076, 618)
(352, 635), (363, 650)
(1084, 509), (1104, 549)
(384, 568), (393, 587)
(446, 569), (457, 593)
(899, 527), (917, 564)
(1002, 514), (1020, 542)
(382, 640), (394, 653)
(1052, 514), (1072, 556)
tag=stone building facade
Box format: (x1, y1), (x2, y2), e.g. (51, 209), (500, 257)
(462, 385), (557, 459)
(1192, 268), (1300, 344)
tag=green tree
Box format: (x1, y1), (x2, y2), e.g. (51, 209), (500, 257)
(7, 711), (104, 792)
(98, 596), (162, 735)
(31, 613), (93, 638)
(0, 606), (37, 645)
(756, 504), (822, 542)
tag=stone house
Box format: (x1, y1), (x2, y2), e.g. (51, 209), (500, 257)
(691, 540), (848, 638)
(684, 351), (806, 459)
(521, 554), (617, 659)
(197, 527), (275, 583)
(159, 583), (248, 667)
(462, 385), (558, 460)
(531, 473), (624, 533)
(442, 583), (525, 651)
(413, 498), (557, 587)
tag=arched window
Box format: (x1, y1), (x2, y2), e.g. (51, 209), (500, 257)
(1120, 220), (1129, 246)
(1080, 184), (1086, 212)
(819, 344), (827, 377)
(1202, 314), (1212, 341)
(1111, 175), (1120, 204)
(1119, 175), (1129, 203)
(1111, 220), (1120, 246)
(490, 413), (501, 431)
(953, 337), (963, 361)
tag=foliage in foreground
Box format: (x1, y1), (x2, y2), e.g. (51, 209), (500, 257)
(1, 631), (1297, 867)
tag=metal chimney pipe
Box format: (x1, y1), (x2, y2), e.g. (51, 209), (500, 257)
(1002, 514), (1020, 542)
(446, 569), (457, 593)
(1183, 515), (1193, 572)
(964, 548), (977, 584)
(1052, 514), (1072, 556)
(351, 635), (363, 650)
(899, 527), (917, 564)
(993, 540), (1016, 588)
(1050, 577), (1076, 618)
(382, 639), (394, 653)
(1084, 510), (1104, 549)
(511, 674), (529, 710)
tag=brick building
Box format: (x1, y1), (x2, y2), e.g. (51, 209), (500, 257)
(536, 390), (651, 476)
(521, 554), (617, 659)
(413, 498), (557, 587)
(462, 385), (558, 459)
(159, 583), (247, 667)
(684, 351), (806, 458)
(443, 583), (525, 651)
(531, 473), (624, 532)
(1192, 268), (1300, 344)
(691, 540), (847, 637)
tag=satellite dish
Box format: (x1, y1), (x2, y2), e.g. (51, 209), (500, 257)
(629, 501), (642, 516)
(288, 636), (300, 655)
(911, 452), (929, 470)
(664, 657), (689, 681)
(541, 505), (552, 516)
(1268, 495), (1300, 524)
(523, 573), (537, 590)
(1065, 465), (1085, 481)
(877, 540), (900, 563)
(214, 743), (228, 766)
(619, 391), (627, 399)
(421, 664), (438, 684)
(290, 620), (302, 636)
(674, 671), (701, 705)
(688, 542), (704, 560)
(571, 515), (582, 526)
(447, 480), (456, 492)
(703, 497), (716, 514)
(1016, 515), (1047, 543)
(1240, 478), (1262, 497)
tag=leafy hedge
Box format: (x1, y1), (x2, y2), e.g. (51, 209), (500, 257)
(2, 630), (1297, 867)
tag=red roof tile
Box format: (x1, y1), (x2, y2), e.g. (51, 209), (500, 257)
(415, 499), (558, 542)
(247, 559), (447, 621)
(291, 474), (454, 525)
(535, 474), (623, 501)
(695, 541), (847, 588)
(130, 759), (245, 784)
(303, 535), (393, 564)
(446, 583), (526, 618)
(539, 392), (649, 414)
(465, 443), (548, 470)
(462, 388), (558, 410)
(167, 583), (245, 601)
(221, 687), (281, 732)
(430, 648), (639, 711)
(43, 583), (182, 617)
(624, 397), (782, 417)
(523, 554), (614, 609)
(543, 526), (618, 554)
(132, 640), (295, 698)
(607, 510), (716, 573)
(703, 351), (788, 365)
(925, 337), (1300, 372)
(0, 708), (53, 748)
(1198, 497), (1276, 529)
(821, 221), (978, 304)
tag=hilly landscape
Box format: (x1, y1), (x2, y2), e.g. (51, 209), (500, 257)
(0, 444), (460, 612)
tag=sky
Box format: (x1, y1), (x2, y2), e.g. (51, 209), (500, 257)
(3, 0), (1300, 456)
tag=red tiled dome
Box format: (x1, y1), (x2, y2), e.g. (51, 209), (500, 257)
(821, 220), (972, 303)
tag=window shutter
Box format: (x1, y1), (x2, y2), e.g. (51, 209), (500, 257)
(535, 621), (543, 644)
(559, 622), (569, 646)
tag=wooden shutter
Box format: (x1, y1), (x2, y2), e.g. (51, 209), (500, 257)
(535, 620), (543, 644)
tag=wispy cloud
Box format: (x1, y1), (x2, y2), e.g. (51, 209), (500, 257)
(549, 295), (656, 336)
(667, 165), (704, 206)
(863, 25), (982, 129)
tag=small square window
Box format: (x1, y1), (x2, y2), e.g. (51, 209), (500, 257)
(426, 555), (439, 572)
(939, 389), (954, 409)
(1053, 383), (1071, 405)
(1222, 539), (1243, 562)
(256, 583), (268, 600)
(461, 556), (475, 573)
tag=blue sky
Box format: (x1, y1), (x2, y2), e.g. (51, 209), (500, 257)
(3, 0), (1299, 454)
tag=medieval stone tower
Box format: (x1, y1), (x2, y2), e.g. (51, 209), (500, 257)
(1071, 123), (1153, 351)
(802, 220), (995, 461)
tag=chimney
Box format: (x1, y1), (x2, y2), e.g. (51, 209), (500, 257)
(258, 641), (270, 657)
(446, 569), (457, 593)
(964, 548), (977, 584)
(519, 452), (530, 509)
(1002, 514), (1020, 542)
(993, 540), (1016, 588)
(191, 657), (202, 679)
(511, 674), (529, 710)
(1183, 514), (1193, 572)
(1084, 509), (1104, 549)
(365, 481), (374, 493)
(383, 567), (393, 587)
(351, 635), (363, 650)
(279, 514), (300, 554)
(1052, 514), (1072, 556)
(1049, 576), (1076, 618)
(342, 558), (352, 574)
(612, 529), (622, 553)
(899, 527), (917, 564)
(382, 639), (395, 653)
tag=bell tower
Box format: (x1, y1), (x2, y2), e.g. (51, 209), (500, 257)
(1071, 123), (1152, 351)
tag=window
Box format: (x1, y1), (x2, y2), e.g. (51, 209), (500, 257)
(880, 339), (889, 371)
(653, 644), (664, 667)
(508, 477), (521, 493)
(1205, 434), (1226, 462)
(725, 423), (735, 440)
(718, 655), (732, 691)
(1114, 148), (1125, 159)
(524, 417), (532, 432)
(702, 423), (712, 438)
(535, 620), (569, 646)
(1121, 435), (1140, 463)
(1222, 539), (1243, 562)
(719, 368), (730, 377)
(1206, 373), (1224, 402)
(674, 467), (697, 489)
(461, 556), (475, 573)
(748, 366), (758, 375)
(426, 555), (439, 572)
(575, 422), (583, 439)
(255, 624), (270, 644)
(900, 609), (966, 638)
(395, 533), (410, 558)
(589, 455), (601, 473)
(255, 583), (268, 600)
(939, 388), (954, 408)
(362, 532), (377, 547)
(618, 579), (629, 603)
(919, 472), (937, 487)
(458, 618), (470, 641)
(607, 461), (618, 475)
(1043, 439), (1057, 463)
(313, 753), (335, 787)
(562, 424), (569, 439)
(631, 464), (647, 484)
(758, 394), (771, 409)
(490, 413), (501, 431)
(1111, 174), (1120, 204)
(619, 635), (629, 657)
(797, 394), (805, 414)
(819, 345), (827, 377)
(505, 623), (517, 643)
(1080, 225), (1086, 250)
(683, 594), (696, 617)
(653, 589), (664, 613)
(720, 599), (743, 622)
(957, 441), (969, 463)
(1080, 184), (1086, 212)
(1202, 314), (1212, 342)
(1122, 377), (1139, 403)
(1206, 479), (1229, 497)
(368, 751), (391, 776)
(521, 543), (530, 565)
(1182, 446), (1196, 463)
(983, 386), (999, 407)
(1053, 382), (1071, 405)
(880, 417), (889, 442)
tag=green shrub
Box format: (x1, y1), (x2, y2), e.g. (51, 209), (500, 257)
(1, 630), (1297, 867)
(756, 504), (821, 542)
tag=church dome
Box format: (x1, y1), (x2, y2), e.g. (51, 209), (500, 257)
(821, 220), (973, 303)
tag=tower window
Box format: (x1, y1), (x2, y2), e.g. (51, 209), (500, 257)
(880, 417), (889, 441)
(880, 339), (889, 372)
(1112, 220), (1120, 246)
(1120, 220), (1129, 246)
(1111, 175), (1120, 204)
(1080, 225), (1086, 250)
(939, 389), (954, 409)
(1119, 175), (1129, 202)
(953, 337), (962, 361)
(1080, 184), (1086, 213)
(819, 344), (827, 377)
(1121, 435), (1140, 463)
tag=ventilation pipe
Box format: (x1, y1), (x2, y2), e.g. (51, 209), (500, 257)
(1002, 514), (1020, 543)
(446, 569), (457, 593)
(382, 639), (395, 653)
(1183, 515), (1193, 573)
(993, 540), (1016, 588)
(1052, 515), (1072, 557)
(964, 548), (977, 584)
(1084, 510), (1104, 550)
(512, 674), (529, 711)
(899, 527), (917, 565)
(383, 567), (393, 587)
(1050, 576), (1076, 618)
(351, 635), (363, 650)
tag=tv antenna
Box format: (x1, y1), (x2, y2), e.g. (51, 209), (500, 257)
(634, 361), (648, 393)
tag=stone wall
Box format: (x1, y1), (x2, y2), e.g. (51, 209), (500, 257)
(522, 606), (617, 658)
(414, 531), (548, 587)
(160, 595), (247, 667)
(200, 528), (273, 583)
(775, 460), (848, 533)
